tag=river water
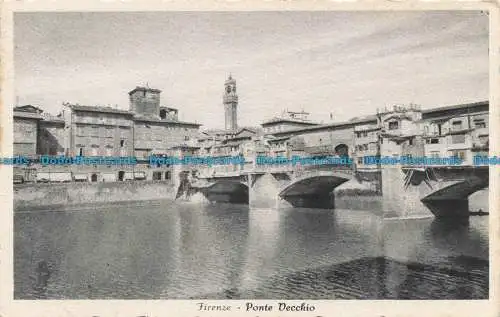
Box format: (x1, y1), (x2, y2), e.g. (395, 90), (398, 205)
(14, 191), (489, 300)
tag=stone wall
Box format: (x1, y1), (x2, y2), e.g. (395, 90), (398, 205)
(14, 181), (176, 211)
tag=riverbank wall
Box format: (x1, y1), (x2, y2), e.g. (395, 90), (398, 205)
(14, 181), (176, 211)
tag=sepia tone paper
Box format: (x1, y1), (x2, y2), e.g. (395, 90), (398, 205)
(1, 1), (499, 317)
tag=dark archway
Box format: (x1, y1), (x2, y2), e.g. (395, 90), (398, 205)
(91, 174), (98, 182)
(334, 144), (349, 157)
(118, 171), (125, 181)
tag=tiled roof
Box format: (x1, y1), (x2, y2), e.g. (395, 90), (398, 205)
(128, 86), (162, 95)
(13, 111), (43, 120)
(261, 117), (319, 126)
(69, 104), (133, 115)
(422, 101), (488, 114)
(133, 115), (201, 126)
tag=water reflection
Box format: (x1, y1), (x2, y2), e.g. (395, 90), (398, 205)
(14, 199), (488, 299)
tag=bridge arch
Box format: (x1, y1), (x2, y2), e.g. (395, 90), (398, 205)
(278, 170), (352, 208)
(202, 180), (249, 204)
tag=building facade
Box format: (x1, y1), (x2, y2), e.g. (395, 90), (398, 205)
(13, 105), (43, 157)
(62, 104), (135, 157)
(13, 86), (201, 183)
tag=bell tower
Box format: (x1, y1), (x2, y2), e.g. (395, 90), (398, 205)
(223, 74), (238, 131)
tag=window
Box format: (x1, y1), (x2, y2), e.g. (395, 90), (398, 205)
(91, 126), (99, 137)
(474, 119), (486, 129)
(388, 121), (399, 130)
(478, 135), (488, 144)
(452, 150), (466, 160)
(76, 126), (85, 136)
(430, 138), (439, 144)
(105, 145), (113, 156)
(120, 140), (125, 147)
(153, 172), (162, 181)
(105, 127), (114, 138)
(452, 121), (463, 131)
(451, 134), (466, 144)
(91, 144), (99, 156)
(184, 136), (190, 141)
(357, 157), (363, 164)
(408, 138), (413, 146)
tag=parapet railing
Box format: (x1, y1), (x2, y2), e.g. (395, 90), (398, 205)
(196, 163), (354, 178)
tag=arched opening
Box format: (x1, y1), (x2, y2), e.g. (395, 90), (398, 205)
(159, 108), (167, 120)
(165, 171), (171, 180)
(91, 174), (98, 182)
(334, 144), (349, 157)
(153, 171), (162, 180)
(118, 171), (125, 181)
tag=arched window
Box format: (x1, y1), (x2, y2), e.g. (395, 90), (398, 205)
(334, 144), (349, 157)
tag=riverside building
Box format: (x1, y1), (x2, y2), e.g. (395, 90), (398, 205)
(13, 86), (201, 183)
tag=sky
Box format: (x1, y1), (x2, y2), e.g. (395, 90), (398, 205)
(14, 11), (489, 129)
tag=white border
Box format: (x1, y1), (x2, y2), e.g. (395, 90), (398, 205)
(1, 1), (499, 317)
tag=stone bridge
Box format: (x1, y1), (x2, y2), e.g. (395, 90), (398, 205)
(190, 164), (355, 208)
(381, 165), (489, 219)
(188, 164), (489, 220)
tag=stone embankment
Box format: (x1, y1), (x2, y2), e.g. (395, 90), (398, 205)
(14, 181), (176, 211)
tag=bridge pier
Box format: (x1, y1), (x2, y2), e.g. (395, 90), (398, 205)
(248, 173), (291, 209)
(381, 166), (488, 220)
(381, 167), (435, 219)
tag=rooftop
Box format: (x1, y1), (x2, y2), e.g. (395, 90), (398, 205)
(13, 110), (43, 120)
(14, 105), (44, 114)
(133, 115), (201, 126)
(261, 117), (319, 126)
(422, 100), (488, 116)
(128, 86), (162, 95)
(67, 104), (134, 115)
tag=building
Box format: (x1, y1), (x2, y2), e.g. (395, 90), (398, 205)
(62, 103), (135, 157)
(377, 104), (425, 160)
(420, 101), (489, 163)
(130, 86), (201, 158)
(223, 74), (238, 131)
(261, 110), (319, 134)
(13, 105), (43, 157)
(353, 118), (379, 169)
(255, 101), (489, 171)
(129, 86), (162, 117)
(13, 85), (202, 183)
(38, 112), (66, 156)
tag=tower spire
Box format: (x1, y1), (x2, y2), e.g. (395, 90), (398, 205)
(223, 75), (238, 131)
